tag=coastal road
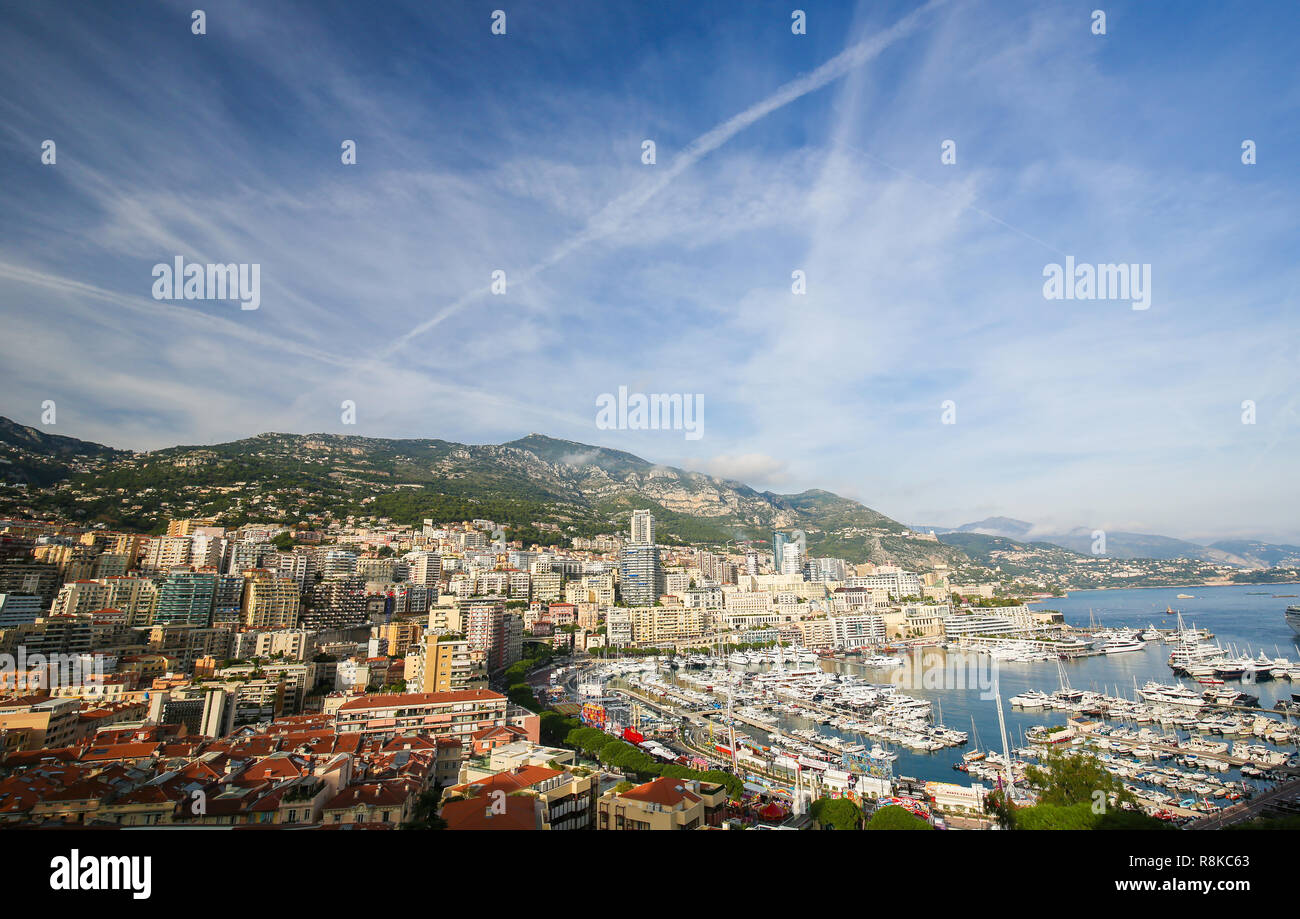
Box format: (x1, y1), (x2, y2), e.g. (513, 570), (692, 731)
(1185, 775), (1300, 830)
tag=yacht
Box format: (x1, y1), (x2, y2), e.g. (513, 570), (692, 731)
(1010, 689), (1051, 709)
(1168, 641), (1223, 674)
(861, 655), (904, 668)
(1212, 655), (1270, 681)
(1137, 681), (1204, 708)
(1203, 687), (1258, 708)
(1286, 605), (1300, 637)
(1099, 635), (1146, 654)
(868, 744), (898, 762)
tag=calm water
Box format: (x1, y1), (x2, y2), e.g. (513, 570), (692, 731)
(749, 585), (1300, 785)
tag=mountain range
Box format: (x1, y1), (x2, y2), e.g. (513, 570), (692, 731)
(2, 415), (1294, 571)
(915, 517), (1300, 569)
(0, 417), (963, 569)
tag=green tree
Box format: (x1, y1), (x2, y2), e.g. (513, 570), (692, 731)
(810, 796), (863, 830)
(865, 804), (932, 830)
(1022, 746), (1134, 809)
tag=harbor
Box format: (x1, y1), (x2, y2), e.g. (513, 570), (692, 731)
(559, 585), (1300, 824)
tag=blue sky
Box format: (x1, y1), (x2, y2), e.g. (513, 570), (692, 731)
(1, 0), (1298, 542)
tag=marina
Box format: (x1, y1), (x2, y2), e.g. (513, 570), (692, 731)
(566, 585), (1300, 822)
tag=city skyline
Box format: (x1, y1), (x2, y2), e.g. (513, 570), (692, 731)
(2, 1), (1298, 543)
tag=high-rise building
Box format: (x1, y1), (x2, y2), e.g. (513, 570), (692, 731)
(630, 509), (655, 546)
(52, 576), (158, 626)
(418, 635), (487, 692)
(142, 536), (193, 573)
(781, 541), (805, 577)
(772, 531), (787, 573)
(459, 596), (507, 672)
(619, 544), (664, 606)
(154, 569), (218, 627)
(0, 561), (61, 608)
(0, 593), (42, 629)
(241, 570), (301, 630)
(166, 518), (216, 538)
(408, 552), (442, 589)
(303, 577), (367, 629)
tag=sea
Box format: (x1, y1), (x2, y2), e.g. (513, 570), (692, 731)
(742, 584), (1300, 786)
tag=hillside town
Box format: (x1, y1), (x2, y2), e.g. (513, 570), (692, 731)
(0, 508), (1043, 829)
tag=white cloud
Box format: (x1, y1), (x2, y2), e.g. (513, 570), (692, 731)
(698, 453), (791, 489)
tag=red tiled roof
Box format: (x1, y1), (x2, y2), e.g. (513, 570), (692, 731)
(78, 743), (162, 763)
(441, 794), (540, 831)
(323, 780), (416, 811)
(619, 776), (701, 807)
(449, 765), (562, 798)
(337, 689), (504, 712)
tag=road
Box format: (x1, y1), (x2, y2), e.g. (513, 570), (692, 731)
(1185, 775), (1300, 830)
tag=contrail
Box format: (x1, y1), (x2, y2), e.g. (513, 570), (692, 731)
(379, 0), (952, 358)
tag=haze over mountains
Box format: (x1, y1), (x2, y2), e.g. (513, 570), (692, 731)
(916, 517), (1300, 569)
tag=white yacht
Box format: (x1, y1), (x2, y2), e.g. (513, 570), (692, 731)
(861, 655), (904, 668)
(1099, 635), (1146, 654)
(1137, 681), (1204, 708)
(1010, 689), (1051, 709)
(868, 743), (898, 762)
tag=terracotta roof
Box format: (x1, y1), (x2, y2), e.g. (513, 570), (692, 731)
(111, 785), (179, 806)
(323, 780), (416, 811)
(440, 794), (540, 831)
(450, 765), (562, 798)
(619, 776), (701, 807)
(337, 689), (504, 711)
(0, 775), (58, 813)
(469, 724), (527, 742)
(78, 743), (162, 763)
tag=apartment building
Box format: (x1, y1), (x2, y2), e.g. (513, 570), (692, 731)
(596, 776), (727, 830)
(242, 570), (301, 630)
(0, 695), (80, 750)
(628, 607), (706, 644)
(333, 689), (518, 746)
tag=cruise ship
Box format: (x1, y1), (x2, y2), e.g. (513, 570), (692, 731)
(1287, 605), (1300, 636)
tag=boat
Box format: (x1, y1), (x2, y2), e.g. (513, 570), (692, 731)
(1177, 594), (1194, 599)
(1204, 687), (1258, 708)
(868, 743), (898, 762)
(861, 655), (904, 668)
(1287, 605), (1300, 637)
(1099, 635), (1146, 654)
(1137, 681), (1204, 708)
(1010, 689), (1051, 709)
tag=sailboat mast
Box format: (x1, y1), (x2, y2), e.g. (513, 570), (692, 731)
(994, 677), (1014, 795)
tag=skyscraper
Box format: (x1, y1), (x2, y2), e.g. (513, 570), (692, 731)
(154, 569), (218, 627)
(772, 531), (787, 573)
(619, 544), (664, 606)
(630, 509), (655, 546)
(460, 595), (507, 671)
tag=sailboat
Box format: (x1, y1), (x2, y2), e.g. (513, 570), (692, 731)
(961, 715), (986, 764)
